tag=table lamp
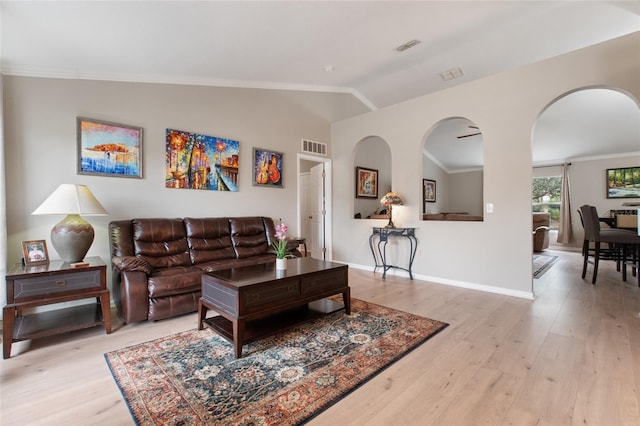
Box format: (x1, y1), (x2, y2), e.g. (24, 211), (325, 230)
(380, 191), (403, 228)
(32, 184), (108, 263)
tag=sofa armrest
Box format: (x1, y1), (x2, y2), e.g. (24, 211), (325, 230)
(533, 225), (550, 234)
(112, 256), (152, 274)
(118, 271), (151, 323)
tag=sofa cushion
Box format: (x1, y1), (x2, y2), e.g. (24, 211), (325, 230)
(184, 217), (236, 264)
(229, 217), (269, 258)
(132, 218), (191, 268)
(147, 266), (203, 298)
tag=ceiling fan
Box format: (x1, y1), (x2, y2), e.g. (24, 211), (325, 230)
(457, 125), (482, 139)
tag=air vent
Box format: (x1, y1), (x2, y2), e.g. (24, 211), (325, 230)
(301, 139), (327, 156)
(440, 67), (464, 81)
(396, 39), (421, 52)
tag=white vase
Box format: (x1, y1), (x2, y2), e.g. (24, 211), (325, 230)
(276, 257), (287, 270)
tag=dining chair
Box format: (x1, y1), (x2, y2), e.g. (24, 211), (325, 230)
(580, 205), (640, 285)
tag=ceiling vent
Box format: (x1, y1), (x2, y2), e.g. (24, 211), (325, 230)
(440, 67), (464, 81)
(301, 139), (327, 156)
(395, 39), (421, 52)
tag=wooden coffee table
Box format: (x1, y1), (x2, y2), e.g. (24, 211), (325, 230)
(198, 257), (350, 358)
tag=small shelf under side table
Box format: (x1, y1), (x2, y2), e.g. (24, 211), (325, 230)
(3, 256), (111, 359)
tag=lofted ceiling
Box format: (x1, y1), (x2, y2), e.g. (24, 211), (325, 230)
(2, 1), (639, 167)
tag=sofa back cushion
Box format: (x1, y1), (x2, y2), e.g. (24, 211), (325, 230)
(132, 218), (191, 268)
(229, 217), (269, 258)
(184, 217), (236, 263)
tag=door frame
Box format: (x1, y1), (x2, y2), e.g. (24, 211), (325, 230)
(296, 153), (332, 261)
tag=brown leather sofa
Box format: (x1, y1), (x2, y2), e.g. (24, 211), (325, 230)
(109, 216), (296, 323)
(533, 212), (550, 252)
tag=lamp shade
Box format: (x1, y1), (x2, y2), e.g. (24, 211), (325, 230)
(32, 184), (107, 263)
(32, 184), (108, 216)
(380, 192), (403, 207)
(380, 192), (403, 228)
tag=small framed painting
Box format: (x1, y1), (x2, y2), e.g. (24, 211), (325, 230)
(423, 179), (436, 205)
(77, 117), (143, 178)
(253, 148), (283, 187)
(355, 166), (378, 199)
(22, 240), (49, 266)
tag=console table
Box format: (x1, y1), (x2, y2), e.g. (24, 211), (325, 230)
(369, 227), (418, 279)
(3, 256), (112, 358)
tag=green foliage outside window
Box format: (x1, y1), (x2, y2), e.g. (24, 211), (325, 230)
(532, 176), (562, 229)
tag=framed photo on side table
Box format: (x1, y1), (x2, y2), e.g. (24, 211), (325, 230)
(356, 166), (378, 199)
(22, 240), (49, 266)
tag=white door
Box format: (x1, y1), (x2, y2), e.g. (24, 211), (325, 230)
(309, 163), (325, 259)
(299, 173), (311, 254)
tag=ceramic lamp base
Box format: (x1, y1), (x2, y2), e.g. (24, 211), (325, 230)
(50, 214), (95, 263)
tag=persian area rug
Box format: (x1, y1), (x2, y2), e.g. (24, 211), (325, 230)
(533, 254), (559, 279)
(105, 298), (448, 426)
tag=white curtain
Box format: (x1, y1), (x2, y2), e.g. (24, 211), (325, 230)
(557, 163), (573, 244)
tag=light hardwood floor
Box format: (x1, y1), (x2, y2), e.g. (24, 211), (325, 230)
(1, 250), (639, 425)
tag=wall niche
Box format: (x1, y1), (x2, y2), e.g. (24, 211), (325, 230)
(422, 117), (484, 221)
(353, 136), (391, 220)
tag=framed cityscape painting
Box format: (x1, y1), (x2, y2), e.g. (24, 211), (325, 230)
(253, 148), (283, 187)
(166, 129), (239, 191)
(77, 117), (143, 178)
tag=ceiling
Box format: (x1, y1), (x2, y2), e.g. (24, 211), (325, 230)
(2, 1), (639, 167)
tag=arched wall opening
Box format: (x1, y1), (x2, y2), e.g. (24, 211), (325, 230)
(531, 86), (640, 256)
(353, 136), (392, 221)
(422, 116), (484, 222)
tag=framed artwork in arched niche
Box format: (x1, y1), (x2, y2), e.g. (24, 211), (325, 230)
(353, 136), (391, 220)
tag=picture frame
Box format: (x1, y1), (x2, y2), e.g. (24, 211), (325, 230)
(355, 166), (378, 199)
(606, 166), (640, 199)
(253, 148), (283, 187)
(166, 129), (240, 191)
(423, 179), (436, 206)
(78, 117), (143, 178)
(22, 240), (49, 266)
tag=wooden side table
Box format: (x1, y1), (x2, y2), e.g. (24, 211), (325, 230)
(3, 256), (112, 359)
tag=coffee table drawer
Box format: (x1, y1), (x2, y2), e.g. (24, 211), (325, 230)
(244, 278), (300, 310)
(301, 268), (347, 296)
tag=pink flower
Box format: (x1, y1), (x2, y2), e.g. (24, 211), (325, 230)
(273, 220), (289, 258)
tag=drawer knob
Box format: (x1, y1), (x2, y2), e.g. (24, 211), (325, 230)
(55, 280), (66, 287)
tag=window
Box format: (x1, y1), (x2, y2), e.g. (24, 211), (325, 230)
(532, 176), (561, 230)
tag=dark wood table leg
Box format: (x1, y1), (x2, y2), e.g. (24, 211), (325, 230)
(3, 306), (16, 359)
(99, 291), (112, 333)
(197, 299), (208, 330)
(343, 287), (351, 315)
(233, 319), (245, 358)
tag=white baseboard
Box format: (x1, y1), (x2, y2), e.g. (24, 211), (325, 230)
(347, 262), (535, 300)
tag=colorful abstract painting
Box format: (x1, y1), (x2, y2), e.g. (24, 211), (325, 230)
(77, 117), (143, 178)
(166, 129), (239, 191)
(253, 148), (283, 187)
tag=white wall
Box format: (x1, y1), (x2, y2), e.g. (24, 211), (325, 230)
(331, 32), (640, 298)
(449, 170), (484, 216)
(2, 77), (348, 305)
